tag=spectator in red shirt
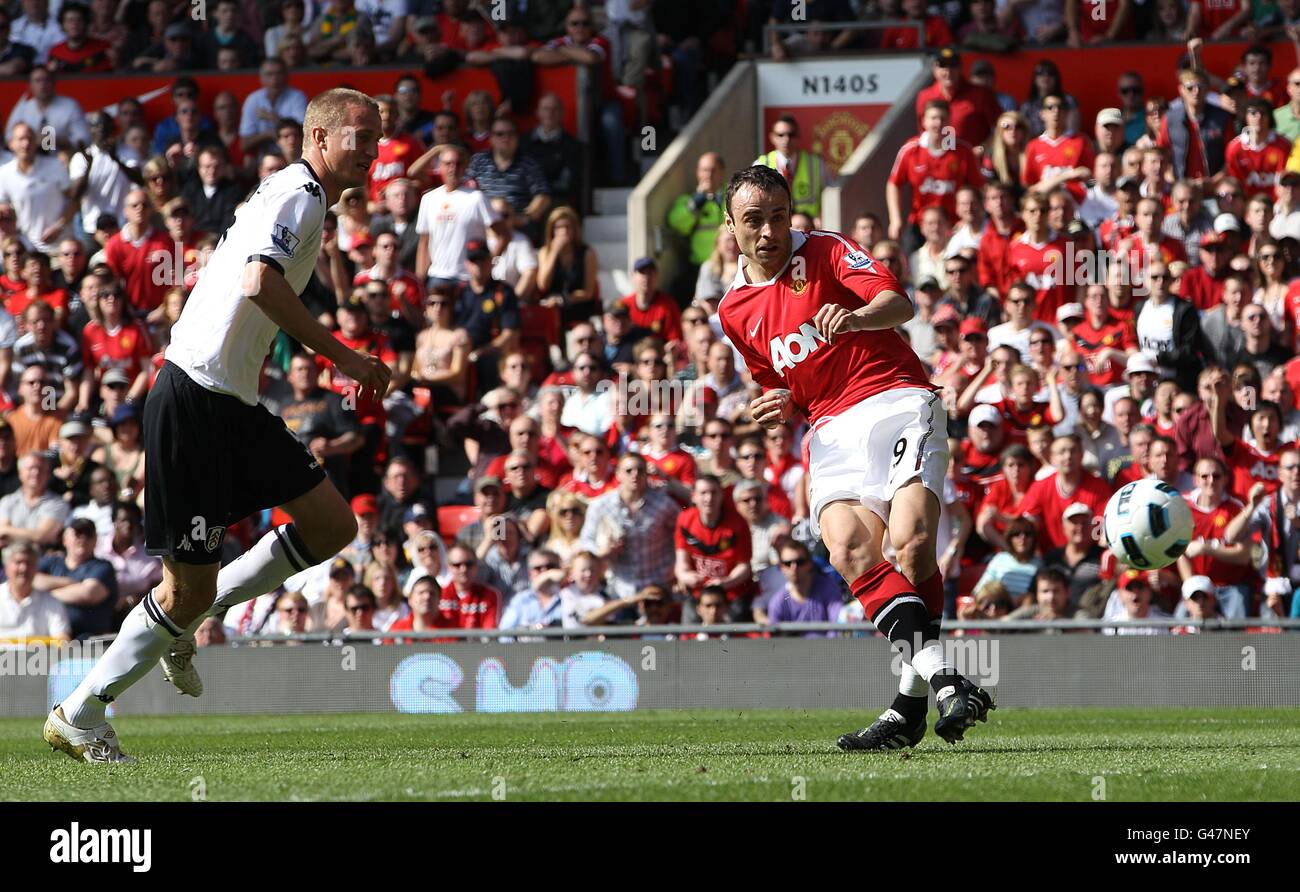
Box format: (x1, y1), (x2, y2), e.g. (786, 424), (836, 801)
(354, 230), (423, 328)
(1187, 0), (1252, 39)
(1223, 98), (1291, 198)
(880, 0), (954, 50)
(386, 575), (444, 643)
(1019, 433), (1114, 551)
(1066, 0), (1136, 45)
(1022, 92), (1095, 204)
(439, 544), (503, 629)
(976, 182), (1025, 300)
(641, 411), (695, 503)
(1210, 381), (1294, 502)
(914, 47), (1002, 148)
(368, 94), (425, 210)
(1179, 230), (1233, 311)
(674, 475), (753, 619)
(622, 257), (682, 346)
(559, 433), (617, 500)
(47, 3), (113, 73)
(976, 443), (1036, 552)
(1074, 282), (1138, 388)
(102, 188), (173, 319)
(1180, 456), (1254, 617)
(887, 99), (983, 250)
(7, 253), (68, 325)
(77, 284), (151, 411)
(484, 414), (568, 489)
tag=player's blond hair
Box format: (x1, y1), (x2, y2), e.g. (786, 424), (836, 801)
(303, 88), (378, 139)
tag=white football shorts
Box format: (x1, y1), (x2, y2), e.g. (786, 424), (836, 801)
(806, 387), (950, 536)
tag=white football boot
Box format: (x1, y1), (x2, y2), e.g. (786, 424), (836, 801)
(159, 635), (203, 696)
(44, 706), (135, 764)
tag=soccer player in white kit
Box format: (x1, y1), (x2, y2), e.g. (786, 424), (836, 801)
(43, 89), (392, 763)
(717, 166), (994, 748)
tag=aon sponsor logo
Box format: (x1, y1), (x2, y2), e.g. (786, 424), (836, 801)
(770, 322), (828, 376)
(919, 176), (955, 195)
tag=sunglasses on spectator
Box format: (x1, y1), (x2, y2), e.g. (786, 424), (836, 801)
(558, 507), (583, 516)
(737, 452), (762, 460)
(1120, 85), (1142, 95)
(781, 557), (809, 567)
(346, 604), (373, 613)
(449, 559), (476, 568)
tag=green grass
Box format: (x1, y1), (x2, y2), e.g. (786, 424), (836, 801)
(2, 708), (1298, 801)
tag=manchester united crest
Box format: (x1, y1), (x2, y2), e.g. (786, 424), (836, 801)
(790, 276), (808, 294)
(811, 111), (871, 176)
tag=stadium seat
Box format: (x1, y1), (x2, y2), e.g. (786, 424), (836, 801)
(437, 505), (481, 544)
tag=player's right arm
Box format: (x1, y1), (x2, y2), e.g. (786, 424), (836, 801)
(243, 261), (390, 401)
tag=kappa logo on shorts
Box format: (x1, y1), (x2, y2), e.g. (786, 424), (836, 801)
(844, 250), (875, 271)
(271, 224), (300, 258)
(205, 525), (227, 553)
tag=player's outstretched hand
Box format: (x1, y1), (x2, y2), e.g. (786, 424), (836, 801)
(811, 304), (858, 344)
(339, 349), (392, 402)
(750, 388), (793, 429)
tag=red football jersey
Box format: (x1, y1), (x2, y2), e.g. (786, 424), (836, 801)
(436, 581), (502, 629)
(977, 219), (1026, 297)
(954, 438), (1004, 515)
(1077, 0), (1136, 41)
(994, 397), (1054, 445)
(1223, 132), (1292, 198)
(1005, 233), (1071, 323)
(104, 228), (174, 313)
(1071, 315), (1136, 388)
(316, 330), (397, 426)
(354, 266), (424, 314)
(484, 452), (566, 490)
(880, 16), (953, 49)
(914, 81), (1003, 147)
(717, 230), (932, 425)
(979, 476), (1028, 537)
(674, 504), (753, 600)
(559, 471), (617, 500)
(643, 446), (696, 489)
(1022, 132), (1096, 203)
(1125, 231), (1188, 270)
(888, 134), (984, 225)
(622, 292), (683, 343)
(81, 320), (153, 382)
(6, 288), (68, 320)
(1185, 494), (1252, 585)
(1097, 215), (1136, 252)
(1019, 471), (1113, 551)
(1224, 438), (1291, 501)
(1189, 0), (1246, 36)
(369, 132), (425, 203)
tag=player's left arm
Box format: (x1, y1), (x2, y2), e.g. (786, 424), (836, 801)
(813, 240), (914, 342)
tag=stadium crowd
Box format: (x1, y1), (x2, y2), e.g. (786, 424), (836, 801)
(2, 1), (1300, 649)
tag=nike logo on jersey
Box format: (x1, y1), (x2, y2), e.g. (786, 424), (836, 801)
(749, 317), (763, 338)
(770, 322), (828, 376)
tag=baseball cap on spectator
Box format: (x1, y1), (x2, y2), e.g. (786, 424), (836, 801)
(969, 404), (1002, 428)
(1056, 303), (1084, 325)
(350, 234), (374, 251)
(632, 256), (657, 273)
(164, 22), (192, 40)
(605, 301), (630, 318)
(350, 494), (378, 516)
(1213, 213), (1241, 234)
(1095, 107), (1124, 127)
(403, 503), (431, 524)
(341, 291), (367, 310)
(102, 368), (131, 387)
(1061, 502), (1092, 522)
(475, 475), (503, 494)
(1199, 229), (1228, 248)
(1125, 354), (1158, 377)
(1181, 575), (1214, 598)
(1115, 175), (1140, 192)
(465, 239), (490, 261)
(1117, 568), (1148, 591)
(329, 557), (354, 577)
(59, 419), (90, 439)
(109, 403), (141, 428)
(932, 305), (960, 328)
(933, 46), (959, 67)
(960, 318), (988, 339)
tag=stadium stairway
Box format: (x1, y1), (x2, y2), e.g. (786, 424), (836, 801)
(588, 187), (633, 308)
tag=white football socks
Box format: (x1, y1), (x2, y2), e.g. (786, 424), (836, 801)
(62, 590), (181, 729)
(185, 525), (318, 634)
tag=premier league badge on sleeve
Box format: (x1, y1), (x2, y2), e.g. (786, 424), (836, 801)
(271, 224), (300, 258)
(844, 250), (875, 271)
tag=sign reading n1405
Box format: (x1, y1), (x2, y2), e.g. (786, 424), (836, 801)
(803, 74), (879, 95)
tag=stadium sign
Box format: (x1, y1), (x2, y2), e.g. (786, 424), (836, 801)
(757, 56), (925, 174)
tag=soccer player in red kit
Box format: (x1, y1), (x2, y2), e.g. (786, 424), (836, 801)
(718, 166), (994, 750)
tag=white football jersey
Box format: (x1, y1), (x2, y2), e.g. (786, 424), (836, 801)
(166, 159), (327, 405)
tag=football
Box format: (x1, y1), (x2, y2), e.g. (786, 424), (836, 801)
(1102, 478), (1195, 570)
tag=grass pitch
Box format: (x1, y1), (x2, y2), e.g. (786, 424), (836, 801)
(1, 708), (1297, 801)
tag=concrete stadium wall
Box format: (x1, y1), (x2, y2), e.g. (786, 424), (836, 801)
(2, 634), (1296, 717)
(628, 62), (757, 292)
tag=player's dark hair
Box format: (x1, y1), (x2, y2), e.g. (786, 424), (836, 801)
(171, 76), (198, 97)
(777, 539), (812, 562)
(922, 98), (951, 116)
(724, 165), (792, 219)
(999, 444), (1033, 466)
(277, 118), (303, 138)
(1253, 400), (1283, 422)
(59, 2), (89, 24)
(775, 113), (799, 134)
(1244, 97), (1273, 120)
(1150, 434), (1176, 452)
